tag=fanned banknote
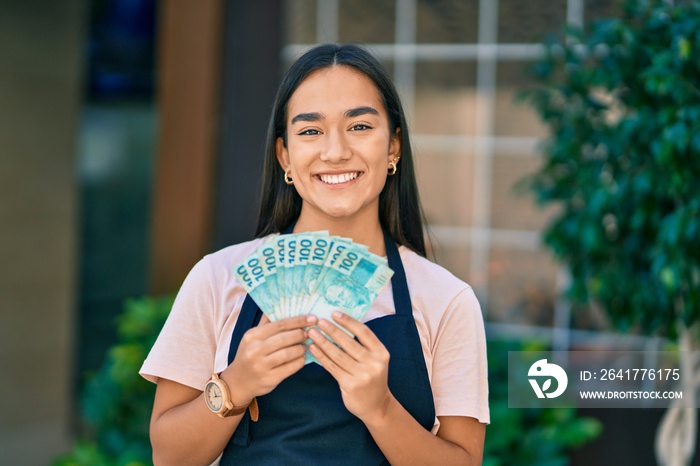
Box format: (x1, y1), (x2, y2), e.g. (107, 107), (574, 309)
(234, 232), (394, 364)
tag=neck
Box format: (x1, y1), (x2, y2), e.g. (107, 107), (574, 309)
(293, 210), (386, 256)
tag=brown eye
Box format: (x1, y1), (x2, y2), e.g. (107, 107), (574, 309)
(298, 129), (321, 136)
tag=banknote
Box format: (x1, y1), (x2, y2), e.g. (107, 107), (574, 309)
(290, 233), (313, 313)
(308, 245), (393, 323)
(256, 240), (281, 318)
(300, 233), (332, 311)
(305, 241), (393, 363)
(282, 235), (298, 317)
(234, 232), (394, 364)
(233, 251), (275, 316)
(271, 234), (287, 319)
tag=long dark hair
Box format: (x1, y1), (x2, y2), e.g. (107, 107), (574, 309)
(255, 43), (427, 257)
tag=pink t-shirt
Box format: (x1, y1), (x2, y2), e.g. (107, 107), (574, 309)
(140, 235), (490, 431)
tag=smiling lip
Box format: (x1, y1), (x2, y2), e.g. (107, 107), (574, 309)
(316, 171), (362, 185)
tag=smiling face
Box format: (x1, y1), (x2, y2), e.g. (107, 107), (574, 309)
(276, 65), (400, 229)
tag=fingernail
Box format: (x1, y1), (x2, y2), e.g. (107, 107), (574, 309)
(308, 328), (320, 339)
(306, 315), (317, 323)
(332, 311), (343, 319)
(318, 319), (329, 329)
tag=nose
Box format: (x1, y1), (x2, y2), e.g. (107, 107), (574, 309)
(319, 129), (351, 163)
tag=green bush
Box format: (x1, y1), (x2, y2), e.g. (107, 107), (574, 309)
(54, 296), (174, 466)
(521, 0), (700, 338)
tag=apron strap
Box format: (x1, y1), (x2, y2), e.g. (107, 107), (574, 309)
(226, 295), (261, 446)
(383, 229), (412, 317)
(227, 295), (262, 365)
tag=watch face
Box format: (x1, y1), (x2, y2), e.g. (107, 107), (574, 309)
(205, 381), (223, 411)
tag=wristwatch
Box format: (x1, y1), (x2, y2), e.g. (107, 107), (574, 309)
(204, 373), (259, 421)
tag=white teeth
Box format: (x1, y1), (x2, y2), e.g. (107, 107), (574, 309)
(319, 172), (359, 185)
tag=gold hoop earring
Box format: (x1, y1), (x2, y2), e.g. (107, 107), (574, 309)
(284, 171), (294, 185)
(387, 160), (398, 176)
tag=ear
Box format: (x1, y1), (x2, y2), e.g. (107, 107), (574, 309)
(276, 137), (290, 171)
(389, 127), (401, 161)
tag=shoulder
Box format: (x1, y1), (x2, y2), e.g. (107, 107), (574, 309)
(171, 234), (276, 320)
(140, 235), (277, 389)
(398, 246), (475, 306)
(398, 246), (483, 342)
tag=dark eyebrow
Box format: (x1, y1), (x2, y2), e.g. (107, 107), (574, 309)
(345, 106), (380, 118)
(291, 112), (323, 124)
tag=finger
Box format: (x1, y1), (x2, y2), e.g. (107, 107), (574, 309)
(264, 343), (307, 368)
(331, 312), (383, 350)
(308, 341), (349, 382)
(267, 351), (307, 382)
(259, 314), (270, 325)
(262, 328), (309, 354)
(316, 318), (366, 360)
(278, 354), (307, 377)
(307, 327), (356, 373)
(252, 314), (317, 339)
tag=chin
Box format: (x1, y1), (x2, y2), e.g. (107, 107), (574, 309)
(315, 201), (366, 219)
(322, 207), (360, 219)
(304, 198), (377, 222)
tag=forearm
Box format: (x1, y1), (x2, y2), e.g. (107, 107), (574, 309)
(150, 391), (244, 466)
(365, 396), (481, 466)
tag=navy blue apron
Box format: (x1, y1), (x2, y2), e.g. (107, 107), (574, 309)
(221, 230), (435, 465)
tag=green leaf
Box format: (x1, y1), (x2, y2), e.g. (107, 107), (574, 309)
(519, 0), (700, 338)
(54, 296), (174, 465)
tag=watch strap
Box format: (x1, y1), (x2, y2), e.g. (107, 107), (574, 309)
(246, 397), (259, 422)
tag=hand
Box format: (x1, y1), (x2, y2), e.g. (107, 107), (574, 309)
(222, 314), (317, 405)
(308, 311), (393, 425)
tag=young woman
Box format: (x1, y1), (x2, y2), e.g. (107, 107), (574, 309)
(141, 43), (489, 465)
